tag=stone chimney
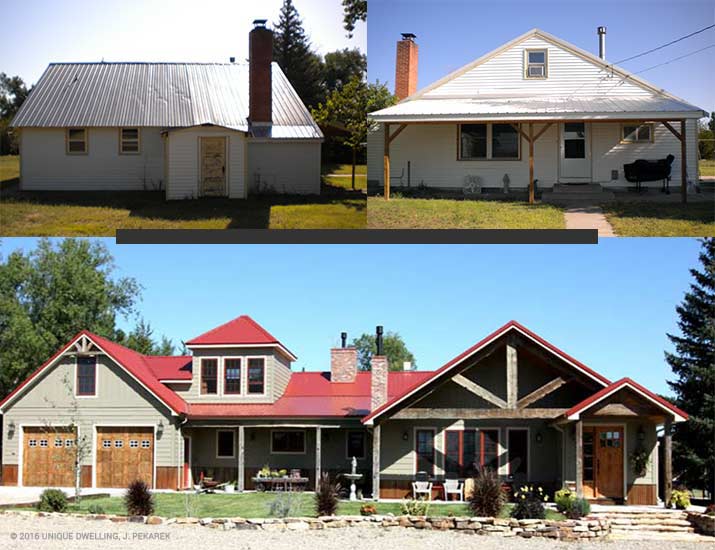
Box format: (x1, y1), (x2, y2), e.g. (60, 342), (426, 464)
(331, 332), (358, 383)
(249, 19), (273, 125)
(395, 33), (418, 100)
(371, 326), (389, 410)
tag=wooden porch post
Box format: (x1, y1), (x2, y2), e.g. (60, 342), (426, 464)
(315, 426), (322, 490)
(528, 123), (535, 204)
(372, 425), (381, 500)
(237, 425), (245, 492)
(383, 123), (391, 201)
(664, 419), (673, 505)
(575, 420), (583, 498)
(680, 120), (687, 204)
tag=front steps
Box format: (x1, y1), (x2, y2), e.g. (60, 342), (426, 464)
(588, 509), (711, 542)
(541, 183), (615, 204)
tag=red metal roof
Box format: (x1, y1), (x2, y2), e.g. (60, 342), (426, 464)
(186, 315), (281, 346)
(144, 356), (193, 381)
(564, 377), (688, 422)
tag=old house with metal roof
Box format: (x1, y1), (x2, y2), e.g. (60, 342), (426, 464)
(368, 28), (706, 203)
(10, 20), (323, 199)
(0, 315), (686, 508)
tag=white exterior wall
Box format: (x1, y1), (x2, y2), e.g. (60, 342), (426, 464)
(368, 120), (697, 189)
(19, 127), (164, 191)
(248, 141), (321, 195)
(166, 127), (246, 200)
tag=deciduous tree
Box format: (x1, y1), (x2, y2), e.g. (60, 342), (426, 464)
(342, 0), (366, 38)
(352, 330), (416, 372)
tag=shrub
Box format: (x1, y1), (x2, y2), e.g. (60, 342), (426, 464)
(705, 503), (715, 516)
(124, 479), (155, 516)
(87, 503), (106, 515)
(401, 498), (430, 516)
(315, 472), (340, 516)
(554, 487), (575, 513)
(360, 504), (377, 516)
(511, 485), (548, 520)
(668, 489), (691, 510)
(268, 492), (299, 518)
(468, 469), (504, 517)
(565, 497), (590, 519)
(37, 489), (68, 513)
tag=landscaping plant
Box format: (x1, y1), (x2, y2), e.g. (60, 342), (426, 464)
(511, 485), (548, 520)
(124, 479), (155, 516)
(400, 498), (430, 516)
(565, 497), (590, 519)
(268, 492), (299, 518)
(468, 469), (504, 517)
(87, 503), (106, 515)
(360, 504), (377, 516)
(315, 472), (340, 516)
(554, 487), (575, 513)
(668, 488), (691, 510)
(37, 488), (68, 513)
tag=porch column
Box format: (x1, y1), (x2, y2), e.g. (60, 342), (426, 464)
(315, 426), (322, 490)
(528, 123), (535, 204)
(680, 120), (687, 204)
(237, 425), (245, 492)
(575, 420), (583, 498)
(664, 419), (673, 504)
(372, 425), (381, 500)
(383, 123), (391, 200)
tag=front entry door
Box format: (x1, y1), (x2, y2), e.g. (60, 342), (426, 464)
(559, 122), (591, 182)
(594, 426), (624, 499)
(200, 137), (227, 196)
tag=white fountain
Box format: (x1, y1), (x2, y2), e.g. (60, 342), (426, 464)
(343, 456), (363, 501)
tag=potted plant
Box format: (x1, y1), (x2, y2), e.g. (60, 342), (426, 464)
(630, 448), (649, 477)
(225, 480), (236, 493)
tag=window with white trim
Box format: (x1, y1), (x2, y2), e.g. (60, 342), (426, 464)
(459, 124), (520, 160)
(141, 440), (151, 448)
(507, 429), (529, 477)
(120, 128), (140, 154)
(129, 440), (139, 448)
(29, 439), (37, 447)
(201, 358), (218, 395)
(224, 358), (242, 395)
(76, 356), (97, 396)
(217, 430), (235, 458)
(247, 358), (265, 394)
(102, 440), (111, 448)
(39, 439), (48, 448)
(114, 440), (123, 448)
(525, 49), (547, 78)
(621, 124), (652, 143)
(54, 438), (63, 447)
(65, 439), (74, 447)
(67, 128), (87, 154)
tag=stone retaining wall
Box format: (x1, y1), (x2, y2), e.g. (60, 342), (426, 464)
(0, 510), (611, 539)
(686, 512), (715, 536)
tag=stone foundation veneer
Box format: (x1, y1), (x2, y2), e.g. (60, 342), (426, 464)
(687, 512), (715, 536)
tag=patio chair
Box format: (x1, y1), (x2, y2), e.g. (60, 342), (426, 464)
(412, 480), (433, 500)
(443, 478), (464, 502)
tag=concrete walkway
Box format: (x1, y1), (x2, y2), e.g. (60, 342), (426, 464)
(564, 205), (616, 237)
(0, 487), (125, 506)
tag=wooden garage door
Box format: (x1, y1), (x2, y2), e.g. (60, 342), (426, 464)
(96, 427), (154, 488)
(23, 427), (76, 487)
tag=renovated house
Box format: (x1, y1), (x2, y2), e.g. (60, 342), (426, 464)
(0, 316), (686, 506)
(10, 20), (323, 199)
(367, 28), (706, 202)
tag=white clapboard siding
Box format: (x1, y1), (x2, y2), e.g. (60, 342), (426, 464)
(20, 127), (164, 191)
(248, 141), (321, 195)
(424, 36), (653, 99)
(166, 127), (246, 200)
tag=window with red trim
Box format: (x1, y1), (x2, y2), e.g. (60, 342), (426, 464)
(480, 429), (499, 472)
(445, 430), (479, 477)
(415, 429), (435, 475)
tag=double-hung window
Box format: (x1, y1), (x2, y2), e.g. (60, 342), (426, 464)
(525, 49), (547, 78)
(621, 124), (653, 143)
(76, 356), (96, 396)
(67, 128), (87, 154)
(459, 124), (519, 160)
(445, 429), (478, 477)
(224, 358), (242, 395)
(120, 128), (140, 154)
(415, 429), (436, 475)
(200, 358), (218, 395)
(247, 358), (265, 394)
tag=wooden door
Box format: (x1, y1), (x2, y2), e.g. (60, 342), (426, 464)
(200, 137), (227, 196)
(23, 427), (76, 487)
(96, 427), (154, 488)
(594, 426), (623, 499)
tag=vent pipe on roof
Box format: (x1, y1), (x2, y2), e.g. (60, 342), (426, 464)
(597, 26), (607, 60)
(249, 18), (273, 125)
(376, 325), (384, 356)
(229, 56), (236, 63)
(340, 332), (347, 348)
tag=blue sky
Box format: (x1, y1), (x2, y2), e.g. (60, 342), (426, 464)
(0, 238), (704, 397)
(1, 0), (366, 86)
(367, 0), (714, 113)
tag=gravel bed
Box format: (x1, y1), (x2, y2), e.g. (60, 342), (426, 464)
(0, 514), (710, 550)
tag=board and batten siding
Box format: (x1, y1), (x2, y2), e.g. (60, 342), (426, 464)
(367, 120), (697, 189)
(19, 127), (164, 191)
(1, 355), (179, 471)
(247, 141), (321, 195)
(423, 36), (653, 98)
(166, 127), (247, 200)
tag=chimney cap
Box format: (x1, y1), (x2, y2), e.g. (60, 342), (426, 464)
(253, 19), (268, 27)
(401, 33), (417, 41)
(597, 26), (607, 34)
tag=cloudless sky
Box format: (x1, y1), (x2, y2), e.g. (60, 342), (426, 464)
(1, 0), (366, 85)
(368, 0), (714, 113)
(0, 238), (704, 398)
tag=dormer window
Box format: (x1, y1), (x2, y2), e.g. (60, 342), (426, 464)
(224, 358), (242, 395)
(525, 49), (547, 79)
(247, 358), (265, 394)
(76, 356), (96, 396)
(200, 358), (218, 394)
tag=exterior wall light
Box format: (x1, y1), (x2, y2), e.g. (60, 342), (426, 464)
(637, 426), (646, 441)
(402, 431), (408, 441)
(535, 432), (543, 444)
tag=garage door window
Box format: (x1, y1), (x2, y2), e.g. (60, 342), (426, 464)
(130, 440), (139, 448)
(217, 430), (235, 458)
(114, 440), (123, 448)
(141, 440), (151, 448)
(39, 440), (48, 448)
(102, 440), (111, 448)
(77, 356), (97, 396)
(29, 439), (37, 447)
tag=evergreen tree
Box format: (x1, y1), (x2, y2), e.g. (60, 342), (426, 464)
(273, 0), (325, 109)
(117, 318), (175, 356)
(666, 238), (715, 498)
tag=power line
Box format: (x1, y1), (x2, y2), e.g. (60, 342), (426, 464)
(630, 43), (715, 75)
(612, 24), (715, 65)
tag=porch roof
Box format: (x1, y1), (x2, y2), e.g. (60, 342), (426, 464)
(369, 95), (706, 123)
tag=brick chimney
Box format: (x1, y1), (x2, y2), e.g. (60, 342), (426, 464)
(395, 33), (418, 100)
(249, 19), (272, 125)
(371, 326), (389, 410)
(331, 332), (358, 383)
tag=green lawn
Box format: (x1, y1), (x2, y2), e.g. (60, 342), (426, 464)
(699, 159), (715, 177)
(0, 157), (366, 234)
(321, 164), (367, 176)
(3, 492), (564, 520)
(368, 197), (566, 229)
(603, 202), (715, 237)
(323, 174), (366, 192)
(0, 155), (19, 186)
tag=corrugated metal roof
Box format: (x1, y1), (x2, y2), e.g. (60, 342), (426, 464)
(370, 95), (704, 122)
(11, 62), (322, 139)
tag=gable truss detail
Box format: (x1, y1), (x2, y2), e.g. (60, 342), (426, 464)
(452, 373), (507, 408)
(72, 335), (101, 355)
(517, 377), (567, 409)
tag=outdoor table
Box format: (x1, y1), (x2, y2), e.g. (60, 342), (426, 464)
(252, 476), (309, 492)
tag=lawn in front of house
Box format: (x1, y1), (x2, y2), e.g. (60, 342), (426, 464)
(602, 202), (715, 237)
(321, 164), (367, 176)
(699, 159), (715, 177)
(3, 492), (564, 520)
(367, 197), (566, 229)
(0, 155), (19, 186)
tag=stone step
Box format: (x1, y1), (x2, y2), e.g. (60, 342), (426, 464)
(609, 519), (692, 526)
(552, 183), (606, 193)
(610, 532), (713, 542)
(611, 525), (695, 532)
